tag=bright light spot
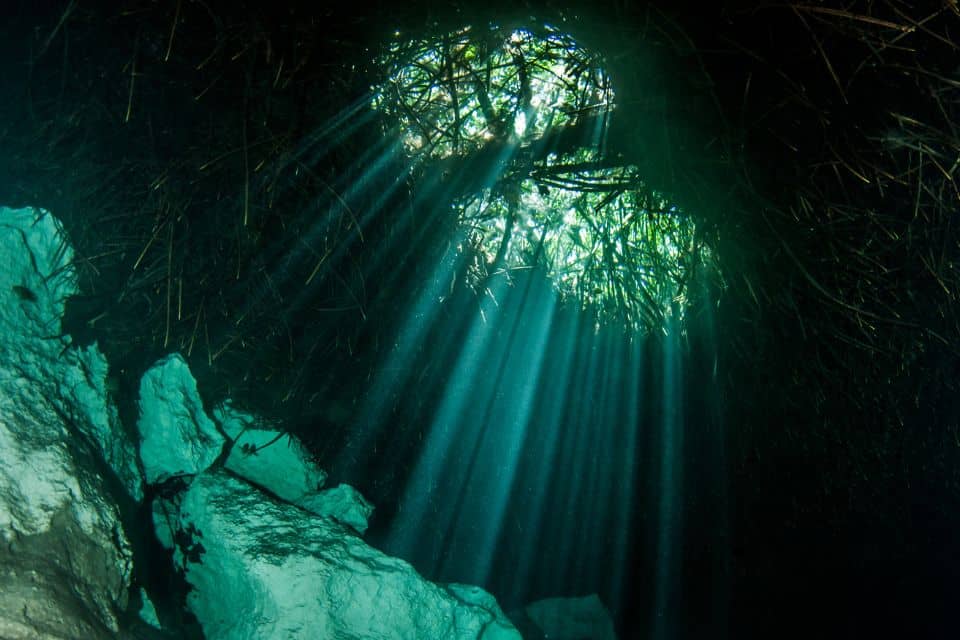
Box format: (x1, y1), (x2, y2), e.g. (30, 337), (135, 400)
(371, 23), (614, 159)
(514, 112), (527, 137)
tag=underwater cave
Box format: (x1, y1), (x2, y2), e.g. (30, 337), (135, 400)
(0, 1), (958, 639)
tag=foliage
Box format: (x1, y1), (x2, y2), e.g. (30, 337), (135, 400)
(455, 154), (716, 329)
(374, 22), (719, 332)
(373, 24), (613, 158)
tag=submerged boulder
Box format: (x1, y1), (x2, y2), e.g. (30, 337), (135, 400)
(296, 483), (374, 534)
(0, 420), (133, 640)
(220, 402), (328, 502)
(141, 361), (518, 638)
(171, 471), (521, 640)
(0, 207), (135, 638)
(137, 353), (224, 484)
(218, 402), (373, 533)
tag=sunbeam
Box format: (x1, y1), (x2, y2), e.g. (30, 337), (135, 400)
(653, 319), (685, 639)
(352, 17), (722, 633)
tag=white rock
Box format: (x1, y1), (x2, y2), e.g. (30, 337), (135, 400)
(217, 402), (370, 532)
(0, 206), (133, 637)
(0, 206), (142, 500)
(60, 342), (144, 501)
(295, 483), (374, 534)
(524, 594), (618, 640)
(448, 583), (512, 615)
(217, 402), (375, 532)
(174, 471), (521, 640)
(137, 353), (224, 484)
(221, 413), (327, 503)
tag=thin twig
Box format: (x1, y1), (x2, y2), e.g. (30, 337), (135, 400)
(164, 0), (182, 61)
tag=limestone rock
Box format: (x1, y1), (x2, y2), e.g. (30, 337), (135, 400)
(172, 471), (520, 640)
(0, 207), (142, 501)
(218, 402), (373, 532)
(0, 206), (134, 638)
(137, 353), (224, 484)
(60, 342), (145, 501)
(295, 483), (374, 534)
(219, 402), (327, 503)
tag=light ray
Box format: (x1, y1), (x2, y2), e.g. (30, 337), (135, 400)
(652, 322), (685, 640)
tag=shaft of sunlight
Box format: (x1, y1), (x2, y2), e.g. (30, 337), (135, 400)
(652, 322), (684, 640)
(435, 272), (556, 583)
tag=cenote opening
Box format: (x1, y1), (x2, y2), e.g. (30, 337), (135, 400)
(0, 2), (957, 640)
